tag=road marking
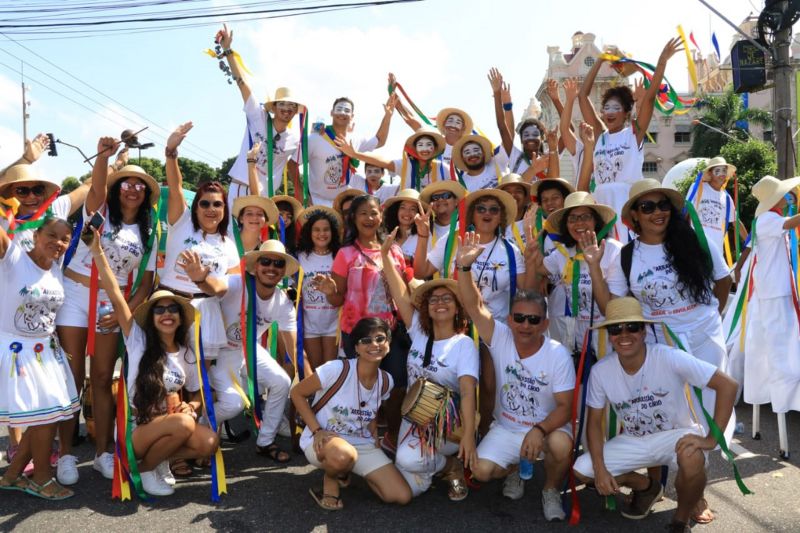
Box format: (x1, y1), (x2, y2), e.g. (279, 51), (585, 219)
(731, 439), (757, 459)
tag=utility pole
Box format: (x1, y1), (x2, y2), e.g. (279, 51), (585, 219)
(773, 24), (794, 179)
(21, 62), (29, 149)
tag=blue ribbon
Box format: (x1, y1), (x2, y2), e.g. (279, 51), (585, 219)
(197, 327), (222, 502)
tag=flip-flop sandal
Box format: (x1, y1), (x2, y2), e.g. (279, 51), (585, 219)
(0, 475), (29, 492)
(24, 478), (74, 501)
(692, 498), (715, 524)
(337, 474), (351, 488)
(446, 478), (469, 502)
(170, 459), (193, 478)
(256, 443), (291, 463)
(309, 488), (343, 511)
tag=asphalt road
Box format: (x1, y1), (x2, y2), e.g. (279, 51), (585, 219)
(2, 403), (799, 533)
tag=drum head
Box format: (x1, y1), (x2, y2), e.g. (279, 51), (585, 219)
(401, 378), (426, 415)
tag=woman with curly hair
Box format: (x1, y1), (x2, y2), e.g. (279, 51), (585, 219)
(381, 189), (425, 265)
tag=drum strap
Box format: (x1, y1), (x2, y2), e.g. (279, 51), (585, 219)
(422, 333), (435, 368)
(312, 359), (350, 414)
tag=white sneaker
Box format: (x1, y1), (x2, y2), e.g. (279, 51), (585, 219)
(56, 454), (80, 486)
(140, 470), (174, 496)
(277, 416), (291, 438)
(93, 452), (115, 480)
(542, 488), (566, 522)
(156, 461), (175, 486)
(502, 470), (524, 500)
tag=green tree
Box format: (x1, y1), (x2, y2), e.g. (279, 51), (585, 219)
(690, 86), (772, 158)
(216, 155), (237, 185)
(60, 176), (81, 195)
(719, 139), (777, 229)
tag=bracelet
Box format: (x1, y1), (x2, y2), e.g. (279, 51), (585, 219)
(312, 427), (323, 436)
(460, 265), (471, 272)
(165, 147), (178, 160)
(502, 102), (513, 111)
(418, 233), (429, 239)
(246, 158), (257, 163)
(21, 155), (33, 164)
(223, 48), (234, 56)
(533, 423), (548, 436)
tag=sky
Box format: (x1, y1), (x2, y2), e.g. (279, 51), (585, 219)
(0, 0), (767, 185)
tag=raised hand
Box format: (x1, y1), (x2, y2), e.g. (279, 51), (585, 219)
(167, 122), (193, 151)
(500, 81), (512, 105)
(578, 230), (604, 266)
(456, 231), (485, 268)
(524, 238), (545, 275)
(180, 250), (210, 283)
(563, 78), (580, 101)
(523, 206), (536, 242)
(658, 36), (684, 64)
(96, 136), (120, 159)
(579, 121), (596, 147)
(333, 135), (356, 157)
(413, 205), (431, 238)
(381, 227), (398, 257)
(312, 273), (337, 297)
(383, 93), (398, 116)
(387, 72), (397, 92)
(487, 67), (503, 94)
(632, 77), (645, 102)
(247, 141), (261, 161)
(546, 79), (560, 101)
(546, 127), (558, 151)
(215, 23), (233, 49)
(115, 146), (129, 168)
(23, 133), (50, 163)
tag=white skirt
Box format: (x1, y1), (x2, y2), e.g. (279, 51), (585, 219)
(0, 332), (80, 427)
(594, 182), (634, 243)
(190, 296), (228, 360)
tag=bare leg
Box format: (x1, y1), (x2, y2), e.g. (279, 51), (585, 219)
(304, 337), (324, 370)
(542, 430), (573, 490)
(673, 447), (706, 524)
(313, 436), (358, 508)
(321, 336), (338, 364)
(91, 332), (120, 456)
(478, 344), (495, 437)
(8, 426), (22, 446)
(131, 413), (213, 471)
(57, 325), (88, 457)
(365, 464), (412, 504)
(471, 458), (511, 482)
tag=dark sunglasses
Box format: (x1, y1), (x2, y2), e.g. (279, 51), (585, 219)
(475, 204), (501, 215)
(356, 334), (388, 346)
(606, 322), (645, 336)
(153, 303), (181, 315)
(14, 185), (46, 197)
(258, 257), (286, 268)
(120, 181), (147, 192)
(199, 200), (224, 209)
(635, 199), (672, 214)
(512, 313), (543, 325)
(430, 191), (455, 202)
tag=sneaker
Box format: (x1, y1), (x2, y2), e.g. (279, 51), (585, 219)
(621, 478), (664, 520)
(93, 452), (115, 480)
(542, 488), (566, 521)
(140, 470), (175, 496)
(156, 461), (176, 486)
(502, 470), (525, 500)
(57, 454), (80, 486)
(277, 416), (291, 438)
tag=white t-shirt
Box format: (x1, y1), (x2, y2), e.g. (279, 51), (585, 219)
(488, 322), (575, 433)
(753, 211), (793, 299)
(571, 139), (585, 179)
(586, 343), (716, 436)
(406, 311), (479, 391)
(606, 239), (729, 332)
(505, 145), (533, 175)
(389, 157), (442, 190)
(346, 174), (399, 204)
(218, 274), (296, 350)
(298, 251), (339, 335)
(307, 131), (378, 206)
(504, 219), (527, 249)
(228, 95), (300, 194)
(690, 182), (733, 252)
(299, 359), (393, 449)
(441, 144), (454, 172)
(124, 322), (200, 401)
(461, 159), (503, 192)
(0, 240), (64, 337)
(68, 204), (156, 285)
(429, 235), (525, 323)
(592, 126), (643, 185)
(398, 233), (419, 266)
(2, 195), (72, 252)
(159, 208), (239, 294)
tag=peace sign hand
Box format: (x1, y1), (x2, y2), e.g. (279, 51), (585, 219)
(413, 204), (432, 238)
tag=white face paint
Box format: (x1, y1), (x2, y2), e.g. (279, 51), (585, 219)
(711, 166), (727, 178)
(365, 165), (384, 179)
(332, 101), (353, 116)
(602, 100), (624, 114)
(275, 101), (298, 112)
(415, 138), (436, 154)
(444, 114), (465, 131)
(462, 142), (483, 161)
(521, 126), (541, 142)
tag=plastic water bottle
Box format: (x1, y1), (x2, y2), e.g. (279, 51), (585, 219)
(97, 301), (115, 334)
(519, 457), (534, 480)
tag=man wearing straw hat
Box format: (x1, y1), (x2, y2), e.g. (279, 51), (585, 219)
(573, 297), (737, 531)
(452, 134), (505, 192)
(419, 180), (467, 243)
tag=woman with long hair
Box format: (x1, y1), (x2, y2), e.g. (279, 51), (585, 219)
(382, 189), (425, 265)
(296, 206), (343, 369)
(86, 228), (219, 496)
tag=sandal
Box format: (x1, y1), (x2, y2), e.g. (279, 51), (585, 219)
(309, 488), (343, 511)
(24, 478), (74, 501)
(446, 477), (469, 502)
(0, 475), (30, 492)
(337, 474), (351, 488)
(692, 497), (715, 524)
(256, 443), (291, 463)
(192, 457), (212, 468)
(170, 459), (193, 478)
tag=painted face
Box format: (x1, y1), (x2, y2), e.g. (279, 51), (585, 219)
(310, 218), (332, 250)
(462, 142), (484, 166)
(602, 100), (624, 114)
(521, 125), (541, 143)
(365, 165), (384, 180)
(273, 100), (299, 122)
(710, 166), (727, 178)
(414, 137), (436, 158)
(539, 188), (566, 215)
(566, 206), (596, 242)
(240, 205), (268, 231)
(601, 98), (626, 130)
(397, 200), (419, 226)
(507, 300), (548, 344)
(444, 114), (465, 132)
(332, 101), (353, 116)
(256, 253), (287, 289)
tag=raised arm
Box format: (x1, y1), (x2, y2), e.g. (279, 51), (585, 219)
(634, 37), (682, 145)
(334, 136), (396, 173)
(577, 56), (605, 134)
(165, 122), (193, 225)
(545, 127), (560, 178)
(411, 208), (437, 279)
(545, 79), (566, 154)
(576, 122), (596, 192)
(85, 136), (119, 215)
(88, 229), (134, 337)
(216, 24), (252, 103)
(2, 133), (50, 171)
(488, 68), (514, 155)
(246, 141), (262, 195)
(380, 228), (414, 326)
(180, 250), (228, 297)
(455, 231), (494, 340)
(560, 79), (580, 155)
(373, 93), (397, 148)
(389, 73), (422, 132)
(578, 230), (613, 313)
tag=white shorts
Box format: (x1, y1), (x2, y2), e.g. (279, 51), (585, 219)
(303, 441), (392, 478)
(395, 419), (459, 497)
(55, 277), (118, 332)
(477, 422), (571, 470)
(573, 426), (705, 479)
(302, 306), (338, 337)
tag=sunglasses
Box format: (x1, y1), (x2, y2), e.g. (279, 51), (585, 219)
(428, 294), (455, 305)
(258, 257), (286, 268)
(606, 322), (645, 336)
(430, 191), (455, 202)
(635, 199), (672, 214)
(153, 303), (181, 315)
(475, 205), (501, 215)
(199, 200), (224, 209)
(567, 213), (594, 224)
(512, 313), (543, 325)
(120, 181), (147, 192)
(14, 185), (46, 197)
(356, 334), (388, 346)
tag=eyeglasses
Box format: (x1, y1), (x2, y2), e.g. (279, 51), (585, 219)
(258, 257), (286, 268)
(567, 213), (594, 224)
(430, 191), (455, 202)
(356, 335), (388, 346)
(512, 313), (543, 325)
(635, 199), (672, 214)
(120, 181), (147, 192)
(606, 322), (645, 336)
(199, 200), (224, 209)
(475, 205), (501, 215)
(153, 303), (181, 315)
(14, 185), (46, 197)
(428, 294), (455, 305)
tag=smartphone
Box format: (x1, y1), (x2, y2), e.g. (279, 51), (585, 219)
(80, 211), (105, 246)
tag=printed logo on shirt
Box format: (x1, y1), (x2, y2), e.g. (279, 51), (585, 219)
(15, 285), (63, 333)
(612, 386), (673, 436)
(594, 140), (630, 184)
(323, 154), (343, 188)
(500, 363), (541, 424)
(698, 197), (724, 228)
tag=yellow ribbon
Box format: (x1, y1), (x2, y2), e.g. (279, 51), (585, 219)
(677, 25), (698, 93)
(204, 48), (252, 75)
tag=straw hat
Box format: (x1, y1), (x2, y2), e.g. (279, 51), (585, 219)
(332, 188), (364, 216)
(106, 164), (161, 203)
(232, 195), (279, 226)
(620, 178), (685, 228)
(452, 135), (493, 172)
(382, 188), (428, 212)
(411, 278), (460, 309)
(272, 194), (304, 224)
(530, 177), (575, 200)
(465, 188), (517, 226)
(545, 192), (617, 235)
(244, 239), (299, 277)
(435, 108), (474, 137)
(0, 164), (60, 199)
(592, 297), (654, 329)
(701, 156), (736, 182)
(405, 126), (446, 158)
(498, 173), (532, 195)
(419, 180), (467, 204)
(264, 87), (305, 114)
(296, 205), (344, 235)
(133, 290), (195, 328)
(752, 175), (800, 216)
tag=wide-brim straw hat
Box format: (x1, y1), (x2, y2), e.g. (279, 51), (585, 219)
(108, 165), (161, 203)
(382, 188), (428, 212)
(530, 177), (576, 200)
(419, 180), (467, 204)
(545, 192), (617, 235)
(465, 188), (517, 226)
(452, 134), (493, 172)
(272, 194), (304, 224)
(264, 86), (305, 114)
(411, 278), (460, 309)
(753, 175), (800, 216)
(405, 126), (446, 157)
(0, 164), (60, 199)
(133, 290), (195, 329)
(244, 239), (299, 277)
(435, 107), (474, 137)
(232, 195), (279, 226)
(592, 297), (655, 329)
(701, 156), (736, 182)
(332, 188), (364, 216)
(498, 173), (532, 195)
(296, 205), (344, 236)
(621, 178), (685, 228)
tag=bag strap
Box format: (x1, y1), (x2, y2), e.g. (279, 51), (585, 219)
(620, 240), (635, 292)
(379, 369), (391, 397)
(311, 359), (350, 414)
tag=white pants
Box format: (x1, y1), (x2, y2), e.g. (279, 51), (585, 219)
(395, 419), (459, 497)
(255, 344), (291, 447)
(208, 348), (247, 424)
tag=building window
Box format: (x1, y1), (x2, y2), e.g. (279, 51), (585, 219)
(674, 131), (691, 144)
(644, 132), (658, 143)
(642, 161), (658, 173)
(763, 130), (773, 142)
(584, 56), (595, 67)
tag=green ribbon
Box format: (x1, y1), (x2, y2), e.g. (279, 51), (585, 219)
(442, 210), (459, 279)
(605, 409), (618, 511)
(725, 218), (757, 343)
(302, 112), (310, 206)
(267, 114), (275, 196)
(684, 202), (711, 259)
